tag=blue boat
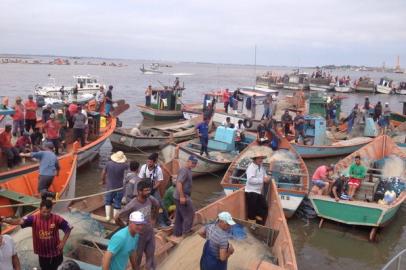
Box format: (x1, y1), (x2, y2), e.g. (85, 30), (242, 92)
(292, 115), (373, 158)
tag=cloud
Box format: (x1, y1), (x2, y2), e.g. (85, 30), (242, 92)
(0, 0), (405, 66)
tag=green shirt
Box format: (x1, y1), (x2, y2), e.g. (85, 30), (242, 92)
(349, 163), (366, 179)
(163, 186), (175, 211)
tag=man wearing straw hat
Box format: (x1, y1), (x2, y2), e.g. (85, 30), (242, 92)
(101, 151), (129, 221)
(198, 211), (236, 270)
(245, 152), (270, 225)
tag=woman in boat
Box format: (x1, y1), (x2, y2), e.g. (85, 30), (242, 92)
(199, 212), (236, 270)
(245, 153), (270, 225)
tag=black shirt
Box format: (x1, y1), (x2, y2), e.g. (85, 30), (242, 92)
(330, 178), (344, 198)
(106, 90), (113, 104)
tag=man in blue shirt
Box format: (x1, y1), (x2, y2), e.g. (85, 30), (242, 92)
(196, 118), (210, 157)
(20, 142), (60, 200)
(102, 211), (145, 270)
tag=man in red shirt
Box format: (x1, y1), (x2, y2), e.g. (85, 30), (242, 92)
(311, 164), (335, 195)
(1, 199), (72, 270)
(15, 131), (32, 153)
(24, 94), (37, 132)
(0, 124), (21, 168)
(11, 96), (25, 137)
(44, 114), (61, 155)
(67, 102), (78, 128)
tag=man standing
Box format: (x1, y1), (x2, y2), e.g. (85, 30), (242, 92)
(0, 223), (21, 270)
(261, 95), (271, 120)
(245, 153), (270, 225)
(145, 85), (153, 106)
(96, 86), (106, 112)
(101, 151), (129, 221)
(20, 142), (60, 199)
(24, 94), (37, 132)
(105, 85), (114, 116)
(196, 118), (210, 157)
(56, 109), (68, 152)
(222, 89), (230, 113)
(72, 106), (87, 147)
(174, 77), (180, 89)
(11, 96), (25, 137)
(1, 199), (72, 270)
(348, 155), (366, 200)
(0, 124), (21, 169)
(102, 211), (145, 270)
(293, 110), (305, 143)
(44, 113), (61, 155)
(122, 161), (141, 205)
(311, 164), (334, 195)
(281, 109), (293, 136)
(115, 180), (160, 270)
(199, 212), (236, 270)
(172, 155), (198, 240)
(42, 104), (54, 124)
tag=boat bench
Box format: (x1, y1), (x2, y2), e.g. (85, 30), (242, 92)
(0, 189), (40, 204)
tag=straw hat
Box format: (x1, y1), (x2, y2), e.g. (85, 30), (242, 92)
(249, 150), (267, 160)
(111, 151), (127, 163)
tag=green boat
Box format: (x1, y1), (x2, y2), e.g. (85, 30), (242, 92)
(309, 135), (406, 241)
(137, 86), (185, 121)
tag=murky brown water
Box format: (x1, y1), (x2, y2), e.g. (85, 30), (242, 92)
(1, 58), (405, 269)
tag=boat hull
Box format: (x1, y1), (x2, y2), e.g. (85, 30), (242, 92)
(293, 141), (370, 158)
(334, 86), (352, 93)
(212, 112), (260, 131)
(309, 194), (404, 227)
(137, 105), (184, 120)
(376, 85), (393, 94)
(309, 84), (334, 92)
(353, 86), (375, 93)
(110, 132), (169, 150)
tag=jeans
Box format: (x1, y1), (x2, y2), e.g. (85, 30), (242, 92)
(25, 119), (37, 132)
(13, 120), (24, 136)
(39, 254), (63, 270)
(104, 190), (124, 209)
(73, 128), (85, 147)
(38, 175), (56, 199)
(174, 198), (195, 237)
(146, 96), (151, 106)
(200, 136), (209, 156)
(2, 147), (21, 168)
(347, 118), (354, 134)
(105, 103), (112, 116)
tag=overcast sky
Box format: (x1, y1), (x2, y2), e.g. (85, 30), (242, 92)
(1, 0), (405, 66)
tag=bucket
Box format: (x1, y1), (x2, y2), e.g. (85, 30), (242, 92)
(100, 116), (107, 128)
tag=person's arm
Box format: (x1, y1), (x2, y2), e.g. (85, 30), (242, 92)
(129, 250), (138, 270)
(19, 152), (33, 158)
(12, 254), (21, 270)
(195, 125), (201, 137)
(114, 201), (133, 227)
(100, 168), (107, 185)
(246, 165), (269, 185)
(219, 240), (234, 261)
(102, 251), (113, 270)
(348, 164), (354, 178)
(332, 186), (340, 202)
(57, 218), (73, 252)
(0, 216), (24, 226)
(153, 168), (164, 190)
(198, 226), (207, 239)
(176, 181), (186, 204)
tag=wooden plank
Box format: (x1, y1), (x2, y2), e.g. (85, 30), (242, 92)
(0, 189), (40, 204)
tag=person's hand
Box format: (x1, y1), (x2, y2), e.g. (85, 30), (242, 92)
(180, 196), (186, 205)
(57, 240), (66, 251)
(335, 197), (340, 202)
(228, 244), (235, 255)
(264, 175), (271, 183)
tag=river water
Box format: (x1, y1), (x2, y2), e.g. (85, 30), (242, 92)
(1, 57), (405, 270)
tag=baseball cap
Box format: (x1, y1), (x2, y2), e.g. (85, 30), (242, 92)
(218, 211), (236, 226)
(129, 211), (146, 224)
(188, 155), (198, 163)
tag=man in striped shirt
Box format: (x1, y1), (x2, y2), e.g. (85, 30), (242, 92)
(1, 199), (72, 270)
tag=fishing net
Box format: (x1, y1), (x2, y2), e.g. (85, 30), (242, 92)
(12, 211), (105, 269)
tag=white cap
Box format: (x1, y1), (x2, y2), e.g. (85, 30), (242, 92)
(129, 211), (146, 224)
(218, 211), (236, 225)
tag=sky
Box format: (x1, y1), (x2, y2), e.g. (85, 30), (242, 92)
(0, 0), (406, 66)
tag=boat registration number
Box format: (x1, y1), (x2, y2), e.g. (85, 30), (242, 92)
(280, 195), (290, 200)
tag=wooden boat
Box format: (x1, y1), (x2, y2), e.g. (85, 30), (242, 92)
(0, 116), (116, 181)
(291, 115), (373, 158)
(137, 86), (185, 121)
(66, 180), (297, 270)
(140, 63), (163, 74)
(390, 112), (406, 127)
(334, 83), (352, 93)
(309, 135), (406, 240)
(0, 152), (78, 234)
(353, 77), (376, 93)
(220, 133), (309, 218)
(282, 71), (310, 91)
(110, 117), (201, 151)
(309, 77), (334, 92)
(160, 126), (255, 177)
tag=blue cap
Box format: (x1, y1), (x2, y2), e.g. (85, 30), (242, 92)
(188, 155), (198, 163)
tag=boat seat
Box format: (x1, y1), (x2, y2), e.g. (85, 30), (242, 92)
(0, 189), (40, 204)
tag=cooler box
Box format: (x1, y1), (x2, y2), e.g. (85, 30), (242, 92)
(208, 126), (236, 152)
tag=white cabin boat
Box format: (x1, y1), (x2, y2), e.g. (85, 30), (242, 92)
(376, 77), (394, 94)
(34, 75), (103, 97)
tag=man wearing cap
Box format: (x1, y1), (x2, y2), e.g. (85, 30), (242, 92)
(11, 96), (25, 137)
(196, 118), (210, 157)
(115, 180), (160, 270)
(72, 105), (87, 147)
(20, 142), (60, 199)
(105, 85), (114, 116)
(24, 94), (37, 132)
(198, 211), (235, 270)
(101, 151), (129, 221)
(102, 211), (145, 270)
(245, 153), (270, 225)
(96, 86), (106, 112)
(0, 125), (21, 169)
(311, 164), (335, 195)
(44, 113), (61, 155)
(172, 155), (198, 240)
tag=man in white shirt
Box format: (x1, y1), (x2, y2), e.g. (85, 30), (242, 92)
(0, 224), (21, 270)
(245, 153), (270, 225)
(95, 86), (105, 112)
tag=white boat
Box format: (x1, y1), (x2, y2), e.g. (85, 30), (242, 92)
(37, 93), (95, 108)
(110, 117), (201, 151)
(34, 75), (103, 97)
(376, 77), (394, 94)
(395, 82), (406, 95)
(334, 81), (353, 93)
(140, 63), (163, 74)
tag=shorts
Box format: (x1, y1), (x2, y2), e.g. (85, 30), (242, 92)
(312, 180), (326, 189)
(104, 190), (124, 209)
(348, 178), (361, 188)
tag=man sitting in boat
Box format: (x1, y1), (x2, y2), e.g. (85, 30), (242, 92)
(348, 155), (366, 200)
(330, 175), (348, 202)
(15, 131), (32, 153)
(245, 152), (270, 225)
(311, 164), (334, 195)
(198, 211), (236, 270)
(281, 109), (293, 136)
(256, 120), (268, 145)
(0, 124), (21, 169)
(222, 117), (233, 128)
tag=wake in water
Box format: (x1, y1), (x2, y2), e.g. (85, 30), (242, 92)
(169, 72), (194, 76)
